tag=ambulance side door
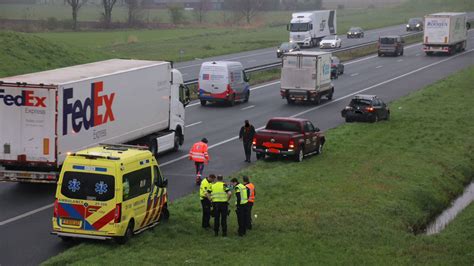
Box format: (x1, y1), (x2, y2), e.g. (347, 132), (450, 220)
(122, 165), (152, 230)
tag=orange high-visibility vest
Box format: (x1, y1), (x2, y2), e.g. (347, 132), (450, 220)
(246, 183), (255, 203)
(189, 141), (209, 163)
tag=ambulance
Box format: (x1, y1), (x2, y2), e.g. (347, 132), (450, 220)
(52, 144), (169, 244)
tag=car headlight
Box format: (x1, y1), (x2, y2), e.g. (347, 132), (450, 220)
(406, 24), (410, 27)
(277, 49), (281, 52)
(289, 49), (293, 52)
(347, 32), (351, 34)
(416, 23), (420, 27)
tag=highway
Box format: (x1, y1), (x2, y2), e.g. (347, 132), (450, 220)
(0, 29), (473, 265)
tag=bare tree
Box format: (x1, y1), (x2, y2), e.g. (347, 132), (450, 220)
(101, 0), (118, 27)
(228, 0), (264, 24)
(125, 0), (143, 25)
(194, 0), (211, 24)
(65, 0), (88, 30)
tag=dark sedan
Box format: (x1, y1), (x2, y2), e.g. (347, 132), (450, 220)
(347, 27), (364, 38)
(331, 56), (344, 79)
(341, 94), (390, 122)
(406, 18), (423, 31)
(277, 42), (300, 58)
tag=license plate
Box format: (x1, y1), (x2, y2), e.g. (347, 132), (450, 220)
(268, 148), (280, 154)
(62, 218), (81, 226)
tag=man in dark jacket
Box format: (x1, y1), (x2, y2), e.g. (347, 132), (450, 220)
(239, 120), (255, 163)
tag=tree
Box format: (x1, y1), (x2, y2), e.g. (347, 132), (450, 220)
(168, 4), (185, 25)
(125, 0), (143, 26)
(101, 0), (118, 27)
(230, 0), (264, 24)
(65, 0), (88, 30)
(194, 0), (211, 24)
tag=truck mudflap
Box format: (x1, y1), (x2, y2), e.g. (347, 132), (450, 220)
(0, 169), (58, 183)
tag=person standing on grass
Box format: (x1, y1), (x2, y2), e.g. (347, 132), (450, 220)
(243, 176), (255, 230)
(209, 175), (231, 237)
(200, 174), (215, 229)
(231, 177), (249, 236)
(239, 120), (256, 163)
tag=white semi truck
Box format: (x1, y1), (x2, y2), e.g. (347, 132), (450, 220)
(288, 10), (337, 48)
(280, 51), (334, 105)
(0, 59), (190, 183)
(423, 12), (468, 55)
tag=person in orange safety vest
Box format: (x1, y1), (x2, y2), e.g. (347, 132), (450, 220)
(189, 138), (210, 185)
(243, 175), (255, 230)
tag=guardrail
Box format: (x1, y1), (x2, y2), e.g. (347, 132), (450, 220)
(183, 31), (425, 86)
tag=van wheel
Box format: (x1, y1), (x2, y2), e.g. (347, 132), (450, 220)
(228, 94), (235, 106)
(244, 91), (250, 103)
(294, 147), (304, 162)
(172, 134), (180, 152)
(115, 222), (134, 245)
(200, 100), (206, 106)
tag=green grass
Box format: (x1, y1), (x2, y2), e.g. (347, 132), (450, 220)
(43, 65), (474, 265)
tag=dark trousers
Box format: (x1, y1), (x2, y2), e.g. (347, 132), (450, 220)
(246, 202), (253, 230)
(201, 198), (211, 228)
(213, 202), (228, 236)
(194, 162), (204, 177)
(243, 141), (252, 161)
(236, 204), (249, 236)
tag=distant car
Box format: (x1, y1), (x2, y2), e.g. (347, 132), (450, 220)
(406, 18), (423, 31)
(331, 56), (344, 79)
(320, 35), (342, 49)
(378, 35), (404, 56)
(277, 42), (300, 58)
(341, 94), (390, 122)
(347, 27), (364, 38)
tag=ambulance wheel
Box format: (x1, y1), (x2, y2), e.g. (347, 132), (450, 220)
(116, 221), (134, 245)
(200, 100), (206, 106)
(60, 236), (73, 242)
(159, 204), (170, 222)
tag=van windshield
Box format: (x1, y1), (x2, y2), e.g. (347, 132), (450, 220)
(380, 38), (395, 44)
(61, 171), (115, 201)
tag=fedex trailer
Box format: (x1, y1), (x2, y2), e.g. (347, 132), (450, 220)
(0, 59), (190, 183)
(288, 10), (337, 48)
(423, 12), (468, 55)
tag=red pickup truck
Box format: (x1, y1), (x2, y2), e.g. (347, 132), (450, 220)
(252, 117), (325, 162)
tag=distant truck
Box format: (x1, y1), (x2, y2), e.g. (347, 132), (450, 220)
(252, 117), (325, 162)
(280, 51), (334, 105)
(288, 10), (337, 48)
(0, 59), (190, 183)
(423, 12), (468, 55)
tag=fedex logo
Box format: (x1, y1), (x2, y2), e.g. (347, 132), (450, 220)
(63, 81), (115, 136)
(0, 89), (47, 107)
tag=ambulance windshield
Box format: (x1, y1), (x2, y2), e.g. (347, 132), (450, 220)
(61, 172), (115, 201)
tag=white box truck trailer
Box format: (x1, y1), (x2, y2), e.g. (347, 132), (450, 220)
(280, 51), (334, 105)
(288, 10), (337, 48)
(423, 12), (468, 55)
(0, 59), (190, 183)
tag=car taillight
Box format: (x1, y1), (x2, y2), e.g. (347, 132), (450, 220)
(53, 199), (59, 218)
(289, 140), (295, 149)
(114, 203), (122, 223)
(252, 137), (256, 145)
(366, 107), (375, 112)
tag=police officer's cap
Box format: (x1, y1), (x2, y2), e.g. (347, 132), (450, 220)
(201, 138), (208, 143)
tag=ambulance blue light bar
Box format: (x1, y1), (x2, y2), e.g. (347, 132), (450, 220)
(73, 165), (107, 172)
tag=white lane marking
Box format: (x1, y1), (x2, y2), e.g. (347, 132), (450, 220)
(241, 105), (255, 110)
(397, 59), (403, 62)
(376, 65), (383, 69)
(0, 203), (54, 226)
(3, 48), (471, 228)
(186, 81), (281, 108)
(185, 121), (202, 128)
(289, 49), (473, 119)
(177, 51), (274, 70)
(350, 73), (360, 77)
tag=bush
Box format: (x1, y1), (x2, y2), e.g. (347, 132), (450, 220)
(168, 4), (186, 25)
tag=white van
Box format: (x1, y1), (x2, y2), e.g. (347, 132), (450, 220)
(198, 61), (250, 106)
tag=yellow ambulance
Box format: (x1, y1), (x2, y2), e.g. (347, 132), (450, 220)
(52, 144), (169, 244)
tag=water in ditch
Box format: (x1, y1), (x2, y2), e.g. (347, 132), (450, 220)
(426, 181), (474, 235)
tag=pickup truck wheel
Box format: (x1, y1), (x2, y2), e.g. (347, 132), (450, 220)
(316, 143), (323, 155)
(256, 152), (265, 160)
(115, 221), (134, 245)
(294, 148), (304, 162)
(200, 100), (206, 106)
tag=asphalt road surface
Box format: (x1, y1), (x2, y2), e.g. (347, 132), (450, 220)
(1, 31), (473, 265)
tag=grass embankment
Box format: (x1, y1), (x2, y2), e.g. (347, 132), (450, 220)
(44, 66), (474, 264)
(22, 0), (472, 62)
(0, 31), (106, 77)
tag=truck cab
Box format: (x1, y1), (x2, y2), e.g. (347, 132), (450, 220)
(288, 10), (336, 48)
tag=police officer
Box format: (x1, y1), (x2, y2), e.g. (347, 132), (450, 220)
(200, 174), (215, 229)
(243, 176), (255, 230)
(231, 177), (249, 236)
(208, 175), (231, 237)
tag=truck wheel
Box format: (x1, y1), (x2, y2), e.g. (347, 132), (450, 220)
(314, 95), (321, 105)
(327, 88), (334, 100)
(294, 148), (304, 162)
(244, 91), (250, 103)
(286, 97), (294, 105)
(148, 137), (158, 156)
(115, 221), (134, 245)
(200, 100), (206, 106)
(426, 51), (433, 56)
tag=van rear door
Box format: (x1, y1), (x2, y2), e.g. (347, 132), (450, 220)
(199, 65), (228, 96)
(0, 85), (56, 164)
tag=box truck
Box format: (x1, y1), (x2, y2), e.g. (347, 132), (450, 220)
(423, 12), (468, 55)
(280, 51), (334, 105)
(288, 10), (336, 48)
(0, 59), (190, 183)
